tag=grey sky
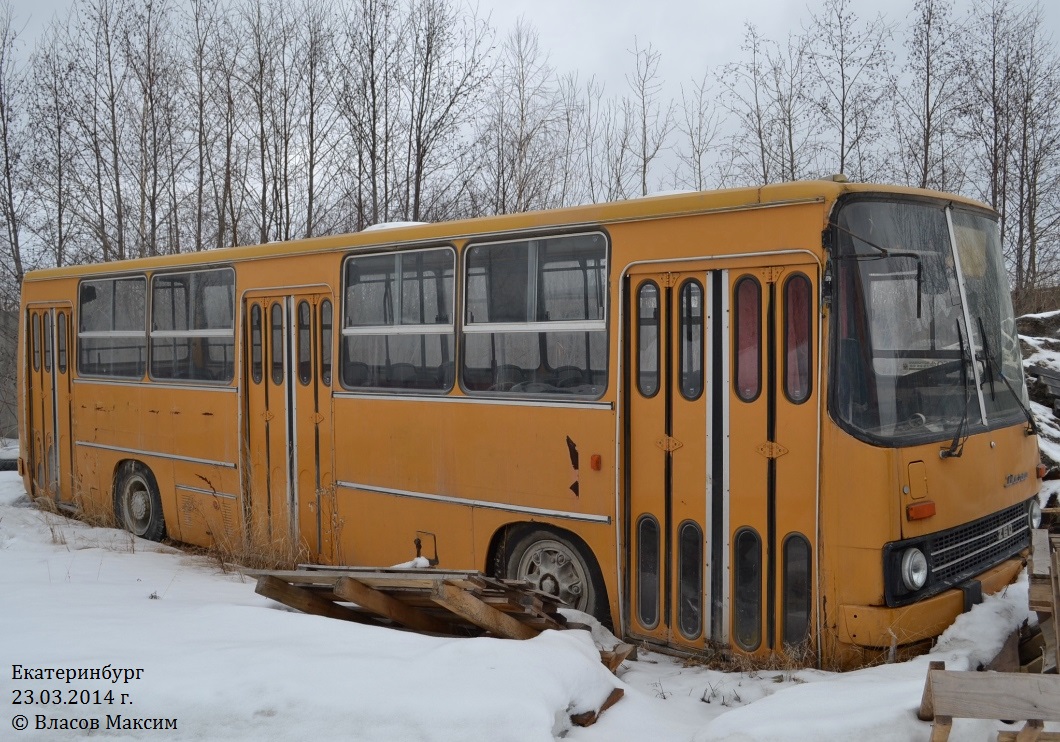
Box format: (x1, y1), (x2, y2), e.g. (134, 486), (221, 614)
(7, 0), (1060, 100)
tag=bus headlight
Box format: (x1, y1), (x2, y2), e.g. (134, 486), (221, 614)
(1029, 499), (1042, 530)
(900, 548), (929, 591)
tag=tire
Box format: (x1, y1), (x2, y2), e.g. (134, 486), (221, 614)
(496, 526), (608, 625)
(113, 462), (166, 541)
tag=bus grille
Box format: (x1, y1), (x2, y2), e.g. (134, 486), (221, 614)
(927, 501), (1029, 585)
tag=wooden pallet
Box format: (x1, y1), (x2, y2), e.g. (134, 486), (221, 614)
(247, 566), (570, 639)
(919, 661), (1060, 741)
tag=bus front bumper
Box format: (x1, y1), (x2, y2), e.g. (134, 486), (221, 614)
(837, 556), (1025, 648)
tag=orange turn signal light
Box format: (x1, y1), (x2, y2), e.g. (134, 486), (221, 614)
(590, 454), (602, 471)
(1037, 463), (1048, 479)
(906, 501), (936, 521)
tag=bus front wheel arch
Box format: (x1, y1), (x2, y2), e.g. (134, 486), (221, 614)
(113, 461), (166, 542)
(493, 524), (609, 626)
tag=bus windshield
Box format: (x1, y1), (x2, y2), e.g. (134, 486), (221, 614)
(832, 198), (1026, 446)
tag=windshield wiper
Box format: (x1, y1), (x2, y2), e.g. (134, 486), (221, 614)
(976, 316), (1038, 436)
(941, 320), (970, 459)
(830, 222), (925, 318)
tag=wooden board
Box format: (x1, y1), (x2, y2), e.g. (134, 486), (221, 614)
(1033, 529), (1051, 577)
(927, 670), (1060, 722)
(431, 582), (539, 640)
(254, 575), (382, 625)
(333, 577), (454, 635)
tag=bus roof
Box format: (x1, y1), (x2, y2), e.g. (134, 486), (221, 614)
(22, 180), (993, 282)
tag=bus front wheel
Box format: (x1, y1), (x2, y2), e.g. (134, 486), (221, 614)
(114, 462), (166, 542)
(497, 526), (607, 624)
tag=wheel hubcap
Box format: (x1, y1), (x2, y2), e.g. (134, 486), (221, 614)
(123, 477), (151, 534)
(516, 539), (589, 611)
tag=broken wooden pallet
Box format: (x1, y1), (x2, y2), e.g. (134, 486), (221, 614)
(247, 566), (568, 640)
(919, 661), (1060, 741)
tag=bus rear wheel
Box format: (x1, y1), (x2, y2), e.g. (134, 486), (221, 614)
(497, 527), (607, 624)
(114, 462), (166, 542)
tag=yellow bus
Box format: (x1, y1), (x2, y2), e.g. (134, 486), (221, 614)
(17, 179), (1044, 667)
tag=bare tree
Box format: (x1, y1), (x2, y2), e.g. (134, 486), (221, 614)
(806, 0), (893, 179)
(0, 2), (26, 286)
(673, 72), (722, 191)
(337, 0), (405, 228)
(28, 20), (78, 267)
(718, 25), (781, 185)
(890, 0), (964, 191)
(624, 39), (673, 196)
(401, 0), (492, 221)
(475, 18), (562, 214)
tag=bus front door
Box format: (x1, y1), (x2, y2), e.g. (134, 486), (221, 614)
(26, 305), (74, 507)
(627, 265), (818, 657)
(244, 292), (335, 562)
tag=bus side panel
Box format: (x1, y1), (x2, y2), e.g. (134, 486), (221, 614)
(331, 397), (616, 572)
(69, 381), (240, 546)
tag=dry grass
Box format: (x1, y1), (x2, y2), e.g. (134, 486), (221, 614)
(677, 640), (820, 674)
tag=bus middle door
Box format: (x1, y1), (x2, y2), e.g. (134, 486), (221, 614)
(244, 291), (335, 561)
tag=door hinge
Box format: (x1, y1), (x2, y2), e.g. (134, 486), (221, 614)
(656, 435), (684, 452)
(756, 441), (789, 459)
(661, 272), (680, 288)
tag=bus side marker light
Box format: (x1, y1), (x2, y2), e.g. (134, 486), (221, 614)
(1036, 463), (1048, 479)
(590, 455), (601, 471)
(907, 501), (936, 521)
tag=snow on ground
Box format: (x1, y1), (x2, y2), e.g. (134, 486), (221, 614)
(1, 470), (1057, 742)
(0, 313), (1055, 741)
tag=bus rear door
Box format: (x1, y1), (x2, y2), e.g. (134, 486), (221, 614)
(25, 304), (74, 507)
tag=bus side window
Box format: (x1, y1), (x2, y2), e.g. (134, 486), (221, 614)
(733, 276), (761, 402)
(679, 280), (703, 400)
(271, 303), (284, 385)
(297, 300), (312, 386)
(31, 312), (40, 372)
(320, 300), (332, 386)
(57, 312), (68, 374)
(637, 282), (659, 397)
(784, 273), (812, 403)
(42, 312), (53, 371)
(250, 304), (263, 384)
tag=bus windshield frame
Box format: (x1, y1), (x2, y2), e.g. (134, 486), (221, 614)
(830, 195), (1027, 447)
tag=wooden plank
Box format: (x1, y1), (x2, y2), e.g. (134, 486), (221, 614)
(1015, 719), (1045, 742)
(928, 670), (1060, 722)
(431, 582), (539, 640)
(998, 731), (1060, 742)
(333, 577), (453, 634)
(1043, 616), (1058, 674)
(1033, 529), (1052, 577)
(255, 575), (380, 624)
(1031, 579), (1054, 612)
(987, 630), (1021, 672)
(918, 660), (946, 721)
(1053, 548), (1060, 673)
(600, 643), (635, 674)
(929, 715), (952, 742)
(570, 687), (624, 727)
